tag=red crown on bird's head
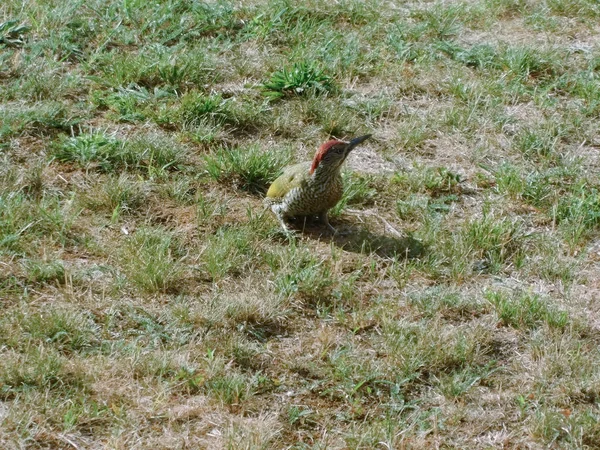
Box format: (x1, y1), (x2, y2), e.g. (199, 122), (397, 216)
(309, 140), (344, 174)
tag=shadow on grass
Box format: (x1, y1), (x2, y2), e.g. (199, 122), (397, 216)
(284, 217), (425, 259)
(332, 227), (424, 259)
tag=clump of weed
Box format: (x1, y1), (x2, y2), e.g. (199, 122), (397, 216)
(444, 42), (562, 87)
(531, 405), (600, 448)
(223, 290), (288, 337)
(515, 123), (564, 160)
(159, 175), (197, 205)
(21, 163), (46, 199)
(435, 363), (497, 400)
(0, 192), (80, 254)
(23, 259), (65, 284)
(267, 245), (337, 306)
(178, 92), (231, 127)
(196, 191), (229, 228)
(485, 290), (569, 330)
(393, 166), (462, 221)
(493, 163), (527, 199)
(387, 27), (429, 64)
(123, 135), (188, 175)
(502, 46), (563, 84)
(89, 46), (215, 91)
(554, 183), (600, 247)
(0, 347), (88, 397)
(1, 102), (80, 138)
(452, 43), (502, 70)
(397, 194), (459, 221)
(204, 372), (255, 405)
(204, 144), (291, 193)
(0, 20), (30, 47)
(200, 225), (257, 281)
(299, 96), (363, 136)
(176, 91), (266, 132)
(91, 84), (159, 123)
(412, 4), (465, 40)
(544, 0), (600, 18)
(408, 287), (486, 320)
(80, 174), (146, 220)
(461, 213), (527, 273)
(422, 211), (529, 279)
(423, 167), (462, 196)
(393, 166), (462, 197)
(51, 131), (186, 174)
(381, 319), (492, 381)
(119, 227), (185, 293)
(262, 62), (335, 100)
(51, 131), (121, 172)
(1, 307), (99, 354)
(394, 116), (437, 150)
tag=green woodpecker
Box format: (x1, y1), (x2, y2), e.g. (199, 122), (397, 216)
(265, 134), (371, 233)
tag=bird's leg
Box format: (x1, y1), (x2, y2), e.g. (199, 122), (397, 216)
(318, 211), (337, 234)
(272, 204), (295, 236)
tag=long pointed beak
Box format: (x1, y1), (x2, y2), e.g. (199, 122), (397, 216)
(346, 134), (372, 153)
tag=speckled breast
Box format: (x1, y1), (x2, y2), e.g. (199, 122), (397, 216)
(282, 174), (343, 217)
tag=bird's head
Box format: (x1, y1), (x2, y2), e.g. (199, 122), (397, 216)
(309, 134), (371, 175)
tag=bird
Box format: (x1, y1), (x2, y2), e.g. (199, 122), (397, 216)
(265, 134), (372, 234)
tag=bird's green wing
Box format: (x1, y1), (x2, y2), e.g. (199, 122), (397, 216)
(266, 162), (310, 199)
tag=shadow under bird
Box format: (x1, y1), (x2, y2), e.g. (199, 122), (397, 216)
(265, 134), (372, 234)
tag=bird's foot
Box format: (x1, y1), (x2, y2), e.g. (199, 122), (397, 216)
(277, 218), (298, 239)
(318, 212), (338, 235)
(325, 223), (337, 235)
(336, 227), (352, 236)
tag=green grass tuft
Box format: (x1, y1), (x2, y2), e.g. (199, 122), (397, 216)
(204, 144), (291, 193)
(486, 290), (569, 330)
(23, 259), (65, 284)
(51, 131), (186, 174)
(0, 20), (30, 47)
(119, 227), (185, 293)
(1, 307), (99, 354)
(262, 62), (335, 100)
(201, 225), (257, 281)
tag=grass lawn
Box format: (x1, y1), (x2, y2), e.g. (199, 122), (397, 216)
(1, 0), (600, 448)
